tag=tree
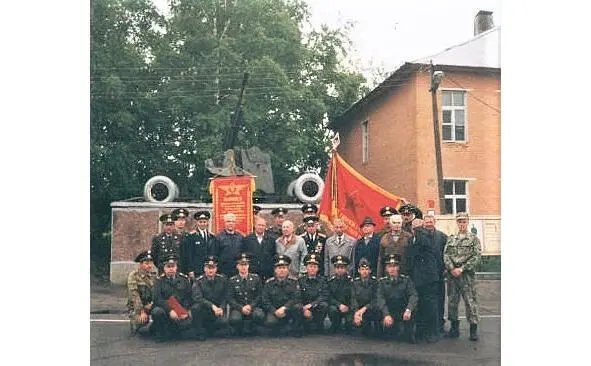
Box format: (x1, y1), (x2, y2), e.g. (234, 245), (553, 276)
(90, 0), (369, 276)
(90, 0), (164, 275)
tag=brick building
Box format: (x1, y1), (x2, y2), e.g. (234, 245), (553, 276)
(331, 12), (501, 218)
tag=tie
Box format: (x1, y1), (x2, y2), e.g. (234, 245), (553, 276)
(202, 230), (207, 245)
(338, 236), (342, 245)
(242, 278), (247, 286)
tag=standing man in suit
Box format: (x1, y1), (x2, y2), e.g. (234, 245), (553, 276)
(242, 216), (277, 281)
(216, 213), (244, 278)
(422, 213), (448, 334)
(351, 217), (381, 275)
(324, 218), (355, 276)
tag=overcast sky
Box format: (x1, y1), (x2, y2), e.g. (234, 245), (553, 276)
(152, 0), (501, 77)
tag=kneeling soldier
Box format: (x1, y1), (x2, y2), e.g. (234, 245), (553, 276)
(299, 253), (329, 334)
(151, 254), (193, 341)
(228, 253), (264, 336)
(377, 254), (419, 343)
(262, 255), (304, 337)
(351, 258), (381, 337)
(328, 255), (354, 334)
(127, 250), (157, 335)
(190, 256), (229, 340)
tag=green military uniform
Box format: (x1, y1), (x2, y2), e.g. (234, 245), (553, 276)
(376, 266), (419, 342)
(298, 253), (329, 333)
(127, 252), (157, 332)
(295, 203), (326, 236)
(443, 213), (482, 340)
(227, 254), (265, 336)
(327, 255), (354, 333)
(261, 255), (304, 337)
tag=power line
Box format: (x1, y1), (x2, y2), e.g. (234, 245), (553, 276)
(443, 76), (501, 114)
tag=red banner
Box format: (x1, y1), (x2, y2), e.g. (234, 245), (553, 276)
(319, 152), (402, 239)
(209, 176), (255, 235)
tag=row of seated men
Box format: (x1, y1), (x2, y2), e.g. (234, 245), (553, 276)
(127, 251), (418, 342)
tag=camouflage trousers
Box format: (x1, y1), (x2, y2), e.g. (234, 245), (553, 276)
(447, 273), (479, 324)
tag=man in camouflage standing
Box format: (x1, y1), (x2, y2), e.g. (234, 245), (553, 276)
(443, 212), (482, 341)
(127, 250), (157, 335)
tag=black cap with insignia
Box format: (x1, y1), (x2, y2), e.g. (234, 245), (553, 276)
(384, 254), (401, 265)
(193, 211), (211, 220)
(235, 253), (251, 264)
(331, 255), (350, 266)
(274, 254), (292, 267)
(161, 253), (179, 265)
(271, 207), (288, 216)
(204, 255), (219, 267)
(253, 205), (262, 215)
(159, 213), (175, 224)
(135, 250), (154, 263)
(304, 215), (319, 226)
(172, 208), (189, 219)
(380, 206), (398, 217)
(301, 203), (318, 214)
(304, 253), (321, 265)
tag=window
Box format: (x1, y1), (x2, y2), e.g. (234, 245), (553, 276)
(444, 179), (468, 214)
(362, 120), (369, 164)
(442, 90), (466, 142)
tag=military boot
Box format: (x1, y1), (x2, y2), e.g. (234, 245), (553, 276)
(469, 323), (479, 341)
(445, 320), (460, 338)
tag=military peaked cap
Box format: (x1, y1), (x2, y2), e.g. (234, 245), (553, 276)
(193, 211), (211, 220)
(135, 250), (154, 263)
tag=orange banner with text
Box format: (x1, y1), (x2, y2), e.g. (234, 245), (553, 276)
(209, 176), (255, 235)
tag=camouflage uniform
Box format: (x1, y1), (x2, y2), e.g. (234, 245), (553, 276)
(127, 268), (157, 331)
(443, 232), (481, 325)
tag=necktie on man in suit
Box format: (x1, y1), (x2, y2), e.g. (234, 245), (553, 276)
(338, 236), (342, 245)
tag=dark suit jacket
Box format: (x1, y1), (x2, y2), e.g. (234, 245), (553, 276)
(352, 235), (381, 275)
(404, 228), (441, 287)
(242, 233), (277, 280)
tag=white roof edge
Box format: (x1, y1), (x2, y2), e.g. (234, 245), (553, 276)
(410, 26), (501, 68)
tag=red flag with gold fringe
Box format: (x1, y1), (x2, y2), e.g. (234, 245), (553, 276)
(318, 152), (402, 238)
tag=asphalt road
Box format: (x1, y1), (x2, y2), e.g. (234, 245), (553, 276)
(90, 316), (500, 366)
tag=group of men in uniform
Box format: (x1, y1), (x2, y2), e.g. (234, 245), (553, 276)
(127, 202), (482, 343)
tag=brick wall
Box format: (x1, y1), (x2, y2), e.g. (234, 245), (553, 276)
(336, 68), (500, 216)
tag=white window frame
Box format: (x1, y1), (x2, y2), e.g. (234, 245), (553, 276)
(441, 88), (468, 143)
(361, 120), (369, 164)
(443, 178), (471, 214)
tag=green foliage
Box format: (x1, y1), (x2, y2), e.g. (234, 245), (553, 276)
(90, 0), (369, 271)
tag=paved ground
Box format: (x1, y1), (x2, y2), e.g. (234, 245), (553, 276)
(90, 317), (500, 365)
(90, 279), (500, 365)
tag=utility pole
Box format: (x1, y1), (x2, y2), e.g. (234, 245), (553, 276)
(429, 61), (446, 214)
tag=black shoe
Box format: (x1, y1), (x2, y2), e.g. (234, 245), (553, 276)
(469, 324), (479, 341)
(445, 320), (460, 338)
